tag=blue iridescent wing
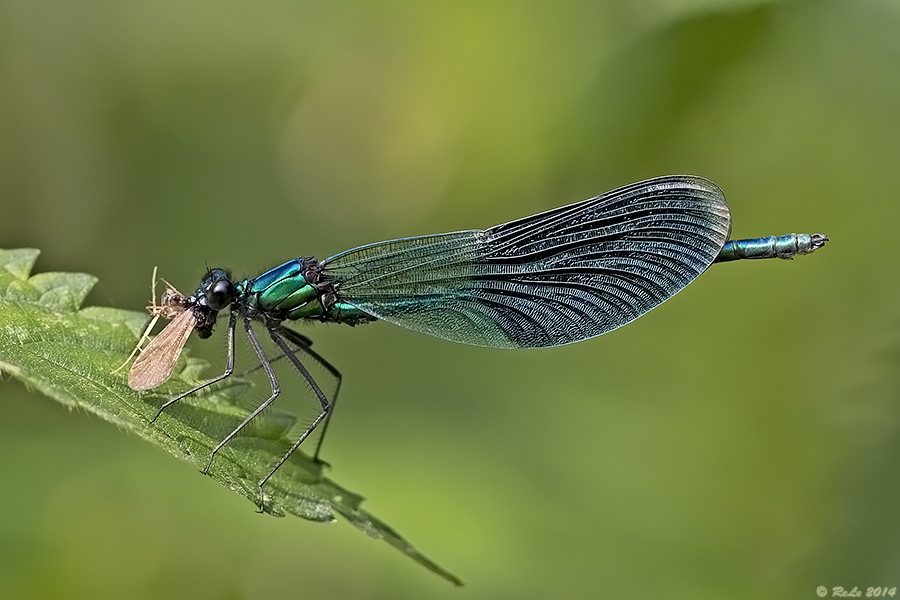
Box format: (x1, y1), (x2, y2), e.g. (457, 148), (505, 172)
(322, 175), (731, 348)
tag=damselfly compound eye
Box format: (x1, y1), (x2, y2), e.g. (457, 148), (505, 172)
(206, 278), (234, 311)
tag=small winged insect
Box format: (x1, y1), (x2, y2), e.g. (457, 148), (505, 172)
(126, 175), (828, 508)
(127, 283), (212, 391)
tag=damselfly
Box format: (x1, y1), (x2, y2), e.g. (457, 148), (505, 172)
(127, 175), (827, 506)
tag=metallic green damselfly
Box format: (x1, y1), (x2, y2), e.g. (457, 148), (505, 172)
(128, 175), (827, 507)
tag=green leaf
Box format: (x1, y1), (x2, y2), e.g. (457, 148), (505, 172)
(0, 248), (462, 586)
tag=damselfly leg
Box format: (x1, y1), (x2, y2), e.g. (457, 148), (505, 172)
(150, 312), (237, 421)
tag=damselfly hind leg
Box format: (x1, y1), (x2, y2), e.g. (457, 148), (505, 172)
(254, 326), (332, 510)
(276, 326), (343, 463)
(231, 327), (342, 466)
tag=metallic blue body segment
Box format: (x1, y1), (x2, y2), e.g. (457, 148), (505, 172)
(715, 233), (828, 262)
(247, 259), (318, 314)
(249, 260), (303, 291)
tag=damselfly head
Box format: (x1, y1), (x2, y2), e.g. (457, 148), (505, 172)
(191, 268), (233, 338)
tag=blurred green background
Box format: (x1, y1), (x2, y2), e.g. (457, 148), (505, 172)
(1, 0), (898, 598)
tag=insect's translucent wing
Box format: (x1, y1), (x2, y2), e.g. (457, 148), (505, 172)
(128, 309), (198, 390)
(323, 175), (731, 348)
